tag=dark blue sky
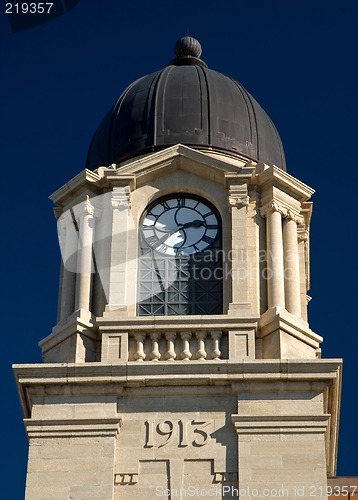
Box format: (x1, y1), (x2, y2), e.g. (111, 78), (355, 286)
(1, 1), (357, 496)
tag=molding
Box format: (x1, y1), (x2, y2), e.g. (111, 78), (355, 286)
(13, 359), (342, 391)
(258, 166), (315, 202)
(232, 414), (330, 434)
(97, 314), (259, 332)
(49, 169), (101, 207)
(24, 417), (122, 438)
(114, 144), (256, 187)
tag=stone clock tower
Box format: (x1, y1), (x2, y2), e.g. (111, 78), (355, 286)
(14, 38), (341, 499)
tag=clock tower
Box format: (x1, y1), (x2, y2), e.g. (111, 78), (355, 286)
(14, 37), (341, 499)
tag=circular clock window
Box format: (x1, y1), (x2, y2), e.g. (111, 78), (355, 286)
(141, 195), (220, 256)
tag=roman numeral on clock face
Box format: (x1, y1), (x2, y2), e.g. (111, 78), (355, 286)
(160, 201), (170, 210)
(177, 197), (186, 207)
(202, 234), (215, 244)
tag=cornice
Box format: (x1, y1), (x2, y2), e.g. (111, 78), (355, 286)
(13, 359), (342, 389)
(49, 169), (101, 207)
(258, 166), (315, 202)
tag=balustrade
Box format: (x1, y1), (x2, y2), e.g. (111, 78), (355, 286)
(128, 329), (227, 362)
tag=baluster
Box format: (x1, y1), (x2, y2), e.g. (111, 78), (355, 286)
(150, 331), (161, 361)
(195, 331), (207, 360)
(165, 332), (177, 361)
(134, 332), (146, 361)
(180, 331), (192, 361)
(211, 331), (222, 360)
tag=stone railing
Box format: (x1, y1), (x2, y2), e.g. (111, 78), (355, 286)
(98, 316), (257, 363)
(130, 329), (225, 362)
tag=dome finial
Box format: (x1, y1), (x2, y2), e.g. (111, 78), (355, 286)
(170, 37), (207, 68)
(174, 36), (202, 59)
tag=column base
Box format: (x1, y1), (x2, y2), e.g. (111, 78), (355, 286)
(39, 309), (98, 363)
(258, 306), (322, 359)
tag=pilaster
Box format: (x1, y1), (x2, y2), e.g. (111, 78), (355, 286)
(226, 175), (252, 316)
(24, 416), (121, 500)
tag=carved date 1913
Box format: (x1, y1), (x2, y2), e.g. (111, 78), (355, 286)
(145, 419), (212, 448)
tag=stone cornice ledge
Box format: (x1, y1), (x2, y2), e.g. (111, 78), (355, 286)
(258, 166), (315, 202)
(232, 414), (330, 434)
(24, 417), (122, 438)
(13, 359), (342, 385)
(13, 359), (341, 421)
(50, 169), (101, 207)
(97, 314), (259, 331)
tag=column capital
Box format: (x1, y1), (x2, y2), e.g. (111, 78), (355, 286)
(228, 183), (249, 210)
(228, 194), (250, 209)
(285, 208), (305, 225)
(260, 200), (287, 218)
(298, 229), (309, 242)
(73, 197), (101, 220)
(111, 186), (131, 210)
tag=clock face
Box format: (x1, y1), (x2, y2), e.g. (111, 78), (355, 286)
(141, 195), (219, 256)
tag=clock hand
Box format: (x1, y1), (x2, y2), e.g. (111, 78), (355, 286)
(154, 225), (184, 234)
(161, 220), (204, 233)
(181, 220), (205, 229)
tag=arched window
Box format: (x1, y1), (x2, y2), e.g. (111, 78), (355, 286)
(138, 194), (223, 315)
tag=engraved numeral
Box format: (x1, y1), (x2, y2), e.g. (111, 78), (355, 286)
(157, 420), (174, 447)
(144, 420), (155, 447)
(192, 420), (210, 446)
(144, 419), (212, 448)
(178, 419), (189, 447)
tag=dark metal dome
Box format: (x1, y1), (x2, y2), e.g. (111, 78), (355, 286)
(86, 37), (286, 171)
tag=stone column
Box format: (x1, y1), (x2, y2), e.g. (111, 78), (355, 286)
(228, 184), (250, 312)
(74, 198), (95, 311)
(283, 210), (302, 317)
(59, 209), (78, 321)
(261, 201), (285, 309)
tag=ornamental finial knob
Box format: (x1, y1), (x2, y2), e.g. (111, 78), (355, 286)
(174, 36), (202, 59)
